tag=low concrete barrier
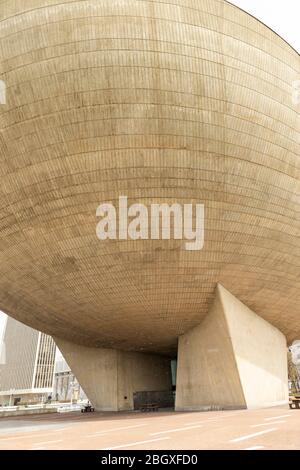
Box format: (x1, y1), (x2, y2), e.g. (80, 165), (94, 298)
(0, 407), (57, 418)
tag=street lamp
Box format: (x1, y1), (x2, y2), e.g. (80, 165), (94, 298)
(9, 389), (15, 406)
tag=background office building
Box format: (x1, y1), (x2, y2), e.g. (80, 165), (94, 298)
(53, 356), (87, 403)
(0, 315), (56, 406)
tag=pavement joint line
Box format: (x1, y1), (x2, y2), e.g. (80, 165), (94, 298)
(251, 420), (286, 428)
(0, 408), (297, 449)
(229, 428), (278, 443)
(150, 424), (203, 436)
(0, 432), (64, 442)
(85, 423), (149, 437)
(208, 415), (240, 420)
(101, 437), (171, 450)
(52, 427), (75, 431)
(205, 411), (248, 421)
(264, 415), (291, 421)
(243, 446), (265, 450)
(172, 412), (239, 420)
(185, 421), (207, 425)
(31, 439), (63, 446)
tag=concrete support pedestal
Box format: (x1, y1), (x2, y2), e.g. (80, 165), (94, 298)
(54, 338), (172, 411)
(175, 284), (289, 411)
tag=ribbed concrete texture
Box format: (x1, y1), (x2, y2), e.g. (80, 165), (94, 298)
(55, 337), (172, 411)
(0, 0), (299, 409)
(0, 0), (299, 355)
(176, 284), (289, 411)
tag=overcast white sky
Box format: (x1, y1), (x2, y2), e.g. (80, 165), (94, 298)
(229, 0), (300, 52)
(0, 314), (6, 340)
(0, 0), (299, 340)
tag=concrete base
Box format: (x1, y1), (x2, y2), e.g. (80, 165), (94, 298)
(175, 284), (289, 411)
(54, 338), (172, 411)
(0, 407), (57, 418)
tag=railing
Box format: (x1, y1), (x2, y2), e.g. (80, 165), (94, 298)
(0, 401), (88, 414)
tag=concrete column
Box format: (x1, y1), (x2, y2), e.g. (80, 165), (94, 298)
(175, 284), (289, 411)
(54, 338), (172, 411)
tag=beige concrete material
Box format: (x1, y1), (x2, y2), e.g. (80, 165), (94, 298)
(0, 0), (299, 356)
(176, 284), (288, 411)
(0, 408), (57, 418)
(55, 337), (172, 411)
(220, 285), (289, 409)
(176, 284), (247, 411)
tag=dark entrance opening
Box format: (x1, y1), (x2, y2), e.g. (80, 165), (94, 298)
(133, 357), (177, 411)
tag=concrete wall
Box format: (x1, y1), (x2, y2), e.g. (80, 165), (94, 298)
(116, 351), (172, 411)
(176, 284), (288, 411)
(175, 285), (246, 411)
(55, 338), (172, 411)
(220, 286), (289, 408)
(0, 391), (51, 406)
(0, 408), (57, 418)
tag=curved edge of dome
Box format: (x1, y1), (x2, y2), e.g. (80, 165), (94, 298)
(225, 0), (299, 58)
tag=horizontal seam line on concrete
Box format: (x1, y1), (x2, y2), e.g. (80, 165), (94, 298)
(3, 253), (300, 290)
(2, 163), (299, 204)
(3, 63), (299, 116)
(1, 37), (292, 90)
(2, 101), (298, 148)
(0, 0), (296, 60)
(2, 46), (293, 97)
(3, 180), (299, 229)
(3, 115), (299, 157)
(1, 87), (297, 134)
(2, 140), (300, 184)
(0, 10), (298, 73)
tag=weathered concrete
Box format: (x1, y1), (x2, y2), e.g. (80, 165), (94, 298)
(55, 338), (172, 411)
(0, 0), (298, 412)
(0, 0), (299, 358)
(176, 284), (289, 411)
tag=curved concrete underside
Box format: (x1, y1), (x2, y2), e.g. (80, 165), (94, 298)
(56, 284), (289, 411)
(0, 0), (299, 355)
(176, 284), (289, 411)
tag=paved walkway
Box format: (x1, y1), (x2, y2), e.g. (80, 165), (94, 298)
(0, 406), (299, 450)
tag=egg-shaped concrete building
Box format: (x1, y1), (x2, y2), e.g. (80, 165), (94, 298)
(0, 0), (299, 411)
